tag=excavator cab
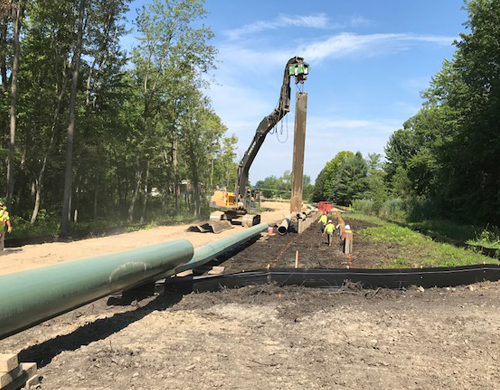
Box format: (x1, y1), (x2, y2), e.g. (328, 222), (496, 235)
(244, 187), (261, 212)
(289, 61), (309, 84)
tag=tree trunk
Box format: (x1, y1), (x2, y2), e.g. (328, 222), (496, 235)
(31, 178), (41, 224)
(93, 183), (98, 222)
(6, 0), (21, 210)
(0, 14), (7, 92)
(172, 135), (178, 212)
(128, 163), (142, 222)
(30, 65), (67, 224)
(0, 13), (9, 153)
(192, 172), (200, 216)
(161, 149), (169, 211)
(60, 0), (86, 233)
(140, 159), (150, 223)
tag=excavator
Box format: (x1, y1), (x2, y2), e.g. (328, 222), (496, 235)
(190, 56), (309, 233)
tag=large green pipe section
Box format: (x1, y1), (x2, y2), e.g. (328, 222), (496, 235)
(174, 223), (269, 274)
(0, 240), (193, 340)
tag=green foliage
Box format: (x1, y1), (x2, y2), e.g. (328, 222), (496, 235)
(255, 171), (312, 201)
(382, 0), (500, 225)
(312, 151), (370, 205)
(9, 213), (60, 239)
(0, 0), (238, 235)
(350, 213), (496, 267)
(353, 196), (441, 222)
(469, 227), (500, 250)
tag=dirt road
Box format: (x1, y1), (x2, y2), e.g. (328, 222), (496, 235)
(0, 202), (290, 276)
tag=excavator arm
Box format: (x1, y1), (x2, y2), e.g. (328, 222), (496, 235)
(234, 56), (308, 203)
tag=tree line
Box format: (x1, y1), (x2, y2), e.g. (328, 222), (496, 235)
(312, 0), (500, 226)
(384, 0), (500, 224)
(311, 151), (383, 206)
(255, 170), (314, 201)
(0, 0), (238, 234)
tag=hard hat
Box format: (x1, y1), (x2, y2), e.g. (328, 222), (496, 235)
(328, 219), (332, 223)
(345, 224), (351, 230)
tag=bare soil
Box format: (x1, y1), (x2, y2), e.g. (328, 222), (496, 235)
(0, 282), (498, 390)
(1, 205), (499, 389)
(222, 217), (395, 272)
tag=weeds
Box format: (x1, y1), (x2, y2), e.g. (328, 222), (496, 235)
(468, 226), (500, 249)
(353, 197), (500, 250)
(350, 213), (496, 267)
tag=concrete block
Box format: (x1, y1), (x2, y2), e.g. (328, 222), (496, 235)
(176, 270), (192, 277)
(0, 355), (18, 373)
(0, 363), (37, 390)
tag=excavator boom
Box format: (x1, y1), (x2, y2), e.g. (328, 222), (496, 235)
(234, 56), (308, 203)
(190, 57), (308, 233)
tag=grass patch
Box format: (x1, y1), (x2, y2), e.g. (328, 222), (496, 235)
(467, 226), (500, 250)
(348, 213), (496, 268)
(352, 197), (500, 250)
(407, 219), (478, 241)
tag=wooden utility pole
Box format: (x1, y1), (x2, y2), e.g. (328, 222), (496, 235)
(290, 92), (308, 215)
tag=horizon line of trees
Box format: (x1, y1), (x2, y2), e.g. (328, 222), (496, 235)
(255, 170), (314, 201)
(0, 0), (239, 233)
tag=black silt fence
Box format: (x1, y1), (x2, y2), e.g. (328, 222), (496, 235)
(165, 265), (500, 293)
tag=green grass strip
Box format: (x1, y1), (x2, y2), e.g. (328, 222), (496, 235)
(348, 213), (496, 268)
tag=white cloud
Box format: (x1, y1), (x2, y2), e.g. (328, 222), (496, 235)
(309, 117), (397, 132)
(224, 13), (332, 40)
(209, 26), (453, 182)
(298, 33), (455, 62)
(401, 76), (431, 92)
(216, 32), (456, 74)
(350, 15), (370, 27)
(391, 101), (422, 117)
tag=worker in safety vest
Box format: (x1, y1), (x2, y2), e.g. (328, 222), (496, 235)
(323, 219), (335, 247)
(318, 211), (328, 233)
(343, 224), (353, 254)
(0, 201), (12, 252)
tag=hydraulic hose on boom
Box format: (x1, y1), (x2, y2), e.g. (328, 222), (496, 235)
(234, 56), (309, 203)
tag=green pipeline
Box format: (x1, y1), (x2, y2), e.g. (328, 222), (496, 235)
(0, 239), (193, 340)
(174, 223), (269, 274)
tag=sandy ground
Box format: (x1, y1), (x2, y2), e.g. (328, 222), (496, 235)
(0, 201), (291, 276)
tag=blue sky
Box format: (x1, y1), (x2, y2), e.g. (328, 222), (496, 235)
(126, 1), (467, 184)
